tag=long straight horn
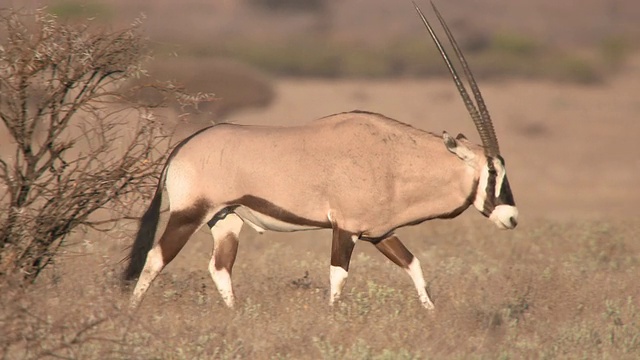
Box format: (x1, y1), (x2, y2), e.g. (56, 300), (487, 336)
(413, 2), (500, 157)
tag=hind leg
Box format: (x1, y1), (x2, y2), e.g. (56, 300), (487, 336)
(207, 213), (243, 308)
(130, 204), (209, 308)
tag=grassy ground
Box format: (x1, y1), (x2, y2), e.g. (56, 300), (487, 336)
(2, 218), (639, 359)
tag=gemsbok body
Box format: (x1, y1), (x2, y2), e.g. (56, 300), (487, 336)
(123, 2), (518, 310)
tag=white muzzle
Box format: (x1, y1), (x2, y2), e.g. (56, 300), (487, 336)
(489, 205), (519, 230)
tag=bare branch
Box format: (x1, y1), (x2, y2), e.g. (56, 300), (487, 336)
(0, 8), (208, 282)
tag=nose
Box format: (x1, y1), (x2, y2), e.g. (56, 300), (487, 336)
(509, 216), (518, 228)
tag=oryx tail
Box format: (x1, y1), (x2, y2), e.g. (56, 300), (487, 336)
(122, 170), (165, 282)
(122, 127), (213, 282)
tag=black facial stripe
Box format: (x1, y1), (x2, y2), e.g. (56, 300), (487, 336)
(494, 155), (516, 207)
(483, 156), (516, 212)
(482, 171), (497, 216)
(483, 158), (497, 216)
(496, 175), (516, 206)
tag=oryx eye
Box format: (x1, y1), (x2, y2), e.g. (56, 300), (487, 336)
(487, 162), (497, 175)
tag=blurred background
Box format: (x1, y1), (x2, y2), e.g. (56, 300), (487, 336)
(9, 0), (640, 220)
(15, 0), (640, 116)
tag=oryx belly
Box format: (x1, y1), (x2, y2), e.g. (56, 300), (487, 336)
(234, 206), (324, 233)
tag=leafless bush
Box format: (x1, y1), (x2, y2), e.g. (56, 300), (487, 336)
(0, 9), (213, 283)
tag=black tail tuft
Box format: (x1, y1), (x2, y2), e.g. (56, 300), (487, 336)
(122, 187), (163, 283)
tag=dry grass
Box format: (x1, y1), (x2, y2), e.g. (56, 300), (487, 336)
(2, 218), (638, 359)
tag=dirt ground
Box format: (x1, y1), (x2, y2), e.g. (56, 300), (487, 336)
(3, 54), (639, 359)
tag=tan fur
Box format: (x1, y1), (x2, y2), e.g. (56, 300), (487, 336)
(165, 112), (484, 239)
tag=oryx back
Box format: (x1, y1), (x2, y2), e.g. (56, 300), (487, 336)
(165, 112), (478, 238)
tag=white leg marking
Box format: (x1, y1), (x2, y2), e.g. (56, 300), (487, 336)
(405, 257), (435, 310)
(209, 261), (235, 308)
(209, 214), (243, 308)
(329, 265), (349, 305)
(130, 246), (165, 308)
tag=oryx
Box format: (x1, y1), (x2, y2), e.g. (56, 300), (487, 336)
(123, 2), (518, 310)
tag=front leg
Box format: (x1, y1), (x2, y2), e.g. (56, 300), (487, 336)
(373, 235), (435, 310)
(329, 218), (357, 306)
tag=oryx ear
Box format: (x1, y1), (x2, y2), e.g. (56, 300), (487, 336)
(443, 131), (475, 162)
(456, 133), (468, 141)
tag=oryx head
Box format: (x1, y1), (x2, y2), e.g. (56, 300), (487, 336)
(415, 2), (518, 229)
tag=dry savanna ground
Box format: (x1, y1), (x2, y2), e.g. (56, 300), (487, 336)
(2, 1), (640, 359)
(3, 60), (640, 359)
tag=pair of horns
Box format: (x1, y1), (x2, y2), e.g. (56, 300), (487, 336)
(414, 1), (500, 157)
